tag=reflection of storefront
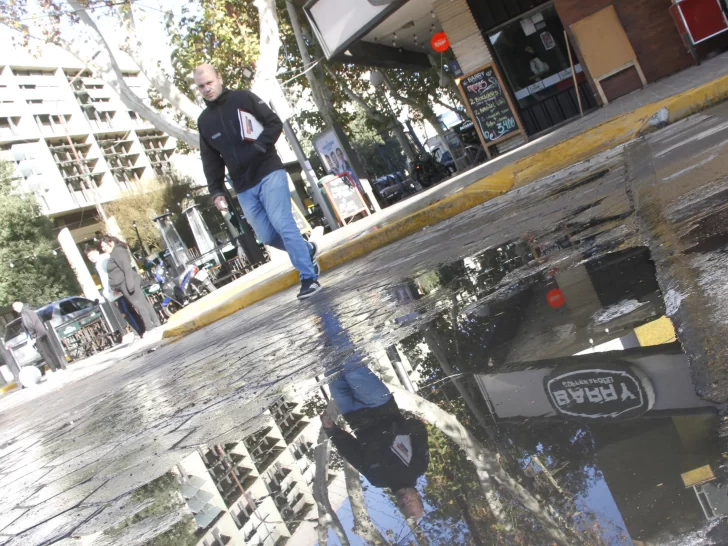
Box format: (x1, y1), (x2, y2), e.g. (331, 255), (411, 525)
(475, 2), (598, 135)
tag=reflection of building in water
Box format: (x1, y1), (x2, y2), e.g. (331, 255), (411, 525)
(166, 351), (418, 546)
(169, 380), (330, 546)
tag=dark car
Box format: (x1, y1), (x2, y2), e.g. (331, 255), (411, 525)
(4, 297), (107, 369)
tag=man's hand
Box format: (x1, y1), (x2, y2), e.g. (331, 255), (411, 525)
(213, 195), (228, 212)
(320, 412), (335, 429)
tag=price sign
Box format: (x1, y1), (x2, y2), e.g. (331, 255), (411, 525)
(457, 63), (525, 148)
(322, 174), (369, 225)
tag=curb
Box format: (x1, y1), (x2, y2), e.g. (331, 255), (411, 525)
(163, 73), (728, 339)
(0, 382), (18, 394)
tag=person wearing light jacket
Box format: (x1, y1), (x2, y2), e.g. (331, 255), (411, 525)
(85, 245), (144, 338)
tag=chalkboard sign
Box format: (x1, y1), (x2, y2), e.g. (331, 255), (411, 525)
(322, 174), (369, 225)
(458, 64), (523, 147)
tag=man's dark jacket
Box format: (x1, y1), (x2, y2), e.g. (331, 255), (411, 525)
(20, 305), (47, 339)
(326, 398), (429, 491)
(106, 245), (139, 294)
(197, 89), (284, 199)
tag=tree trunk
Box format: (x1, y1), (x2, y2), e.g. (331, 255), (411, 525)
(423, 327), (495, 440)
(313, 426), (351, 546)
(426, 113), (454, 159)
(387, 383), (570, 546)
(342, 461), (389, 545)
(285, 1), (337, 128)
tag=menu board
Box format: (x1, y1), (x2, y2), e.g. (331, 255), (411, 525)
(459, 64), (522, 146)
(322, 174), (368, 225)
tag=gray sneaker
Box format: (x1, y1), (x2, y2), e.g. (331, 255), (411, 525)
(308, 240), (320, 277)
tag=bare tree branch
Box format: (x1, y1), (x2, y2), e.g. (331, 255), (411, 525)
(63, 0), (199, 148)
(285, 1), (336, 127)
(116, 2), (202, 121)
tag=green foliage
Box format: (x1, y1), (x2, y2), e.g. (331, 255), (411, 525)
(0, 160), (79, 307)
(105, 471), (199, 546)
(105, 175), (202, 257)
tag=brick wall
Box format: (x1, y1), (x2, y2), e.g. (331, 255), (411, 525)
(554, 0), (694, 99)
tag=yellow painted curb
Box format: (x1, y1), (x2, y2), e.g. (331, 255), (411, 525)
(163, 73), (728, 339)
(1, 382), (18, 394)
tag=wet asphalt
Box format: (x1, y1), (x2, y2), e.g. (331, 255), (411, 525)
(2, 103), (728, 545)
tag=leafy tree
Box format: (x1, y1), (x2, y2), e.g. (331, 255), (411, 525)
(0, 160), (79, 307)
(104, 174), (202, 256)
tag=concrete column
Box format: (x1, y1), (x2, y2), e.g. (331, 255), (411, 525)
(58, 227), (101, 301)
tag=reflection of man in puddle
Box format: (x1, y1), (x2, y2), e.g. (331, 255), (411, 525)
(321, 366), (429, 521)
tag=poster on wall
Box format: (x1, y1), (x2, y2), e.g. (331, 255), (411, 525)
(312, 128), (365, 196)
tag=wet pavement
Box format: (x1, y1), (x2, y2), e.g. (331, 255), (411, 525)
(3, 104), (728, 545)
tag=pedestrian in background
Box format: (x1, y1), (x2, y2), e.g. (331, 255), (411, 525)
(11, 301), (66, 377)
(99, 235), (161, 335)
(84, 245), (144, 338)
(193, 63), (321, 300)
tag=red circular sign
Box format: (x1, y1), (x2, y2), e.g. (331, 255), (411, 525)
(431, 32), (450, 52)
(546, 289), (566, 308)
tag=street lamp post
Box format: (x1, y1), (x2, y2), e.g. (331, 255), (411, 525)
(132, 220), (148, 257)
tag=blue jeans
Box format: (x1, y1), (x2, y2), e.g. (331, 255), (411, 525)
(318, 310), (393, 414)
(329, 367), (393, 415)
(238, 169), (316, 281)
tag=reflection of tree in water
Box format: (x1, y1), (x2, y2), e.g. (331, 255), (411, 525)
(104, 471), (198, 546)
(397, 327), (618, 544)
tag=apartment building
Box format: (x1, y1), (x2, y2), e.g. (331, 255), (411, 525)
(0, 41), (202, 242)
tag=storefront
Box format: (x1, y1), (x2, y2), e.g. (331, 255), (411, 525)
(469, 1), (598, 135)
(303, 0), (702, 151)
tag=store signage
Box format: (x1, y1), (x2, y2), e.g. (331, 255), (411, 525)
(321, 174), (369, 225)
(670, 0), (728, 45)
(457, 64), (523, 147)
(304, 0), (406, 59)
(546, 288), (566, 308)
(431, 32), (450, 52)
(544, 364), (655, 421)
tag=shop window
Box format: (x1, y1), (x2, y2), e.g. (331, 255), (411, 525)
(488, 5), (576, 110)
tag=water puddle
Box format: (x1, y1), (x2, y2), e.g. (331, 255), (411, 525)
(70, 240), (727, 546)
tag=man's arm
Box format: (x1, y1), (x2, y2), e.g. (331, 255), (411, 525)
(200, 132), (227, 201)
(242, 91), (283, 150)
(325, 426), (366, 473)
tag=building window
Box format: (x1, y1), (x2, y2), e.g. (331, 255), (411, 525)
(34, 114), (70, 131)
(488, 5), (575, 109)
(0, 117), (20, 138)
(26, 99), (43, 104)
(19, 84), (36, 90)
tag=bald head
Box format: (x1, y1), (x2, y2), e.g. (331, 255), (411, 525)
(194, 64), (223, 102)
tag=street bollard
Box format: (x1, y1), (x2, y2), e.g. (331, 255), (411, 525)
(43, 321), (69, 370)
(0, 343), (22, 386)
(98, 298), (125, 343)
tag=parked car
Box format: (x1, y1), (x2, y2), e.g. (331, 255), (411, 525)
(3, 296), (111, 369)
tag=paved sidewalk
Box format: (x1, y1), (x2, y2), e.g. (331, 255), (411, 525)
(0, 331), (166, 410)
(164, 53), (728, 338)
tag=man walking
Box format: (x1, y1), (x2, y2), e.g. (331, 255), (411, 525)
(11, 301), (66, 377)
(193, 64), (320, 300)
